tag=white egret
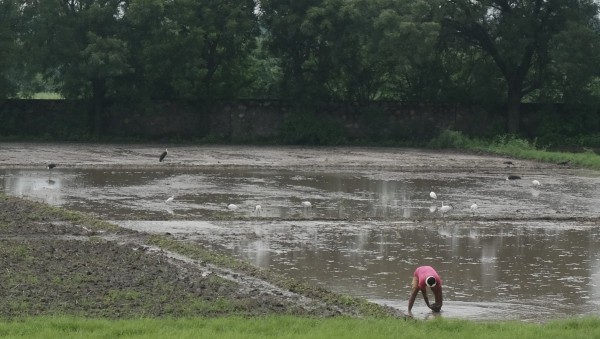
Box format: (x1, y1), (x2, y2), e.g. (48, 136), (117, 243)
(159, 148), (168, 162)
(532, 180), (540, 186)
(301, 201), (312, 215)
(165, 195), (175, 203)
(254, 204), (262, 217)
(227, 203), (238, 211)
(440, 201), (452, 216)
(470, 203), (478, 215)
(429, 192), (437, 200)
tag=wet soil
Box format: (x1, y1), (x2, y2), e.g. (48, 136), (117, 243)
(0, 193), (403, 318)
(0, 143), (558, 171)
(0, 143), (586, 319)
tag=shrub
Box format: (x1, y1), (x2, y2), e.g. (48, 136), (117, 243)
(278, 112), (346, 145)
(427, 130), (471, 149)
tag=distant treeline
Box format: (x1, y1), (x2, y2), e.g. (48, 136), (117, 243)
(1, 1), (600, 142)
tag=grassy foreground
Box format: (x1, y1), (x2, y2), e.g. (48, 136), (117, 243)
(1, 316), (599, 339)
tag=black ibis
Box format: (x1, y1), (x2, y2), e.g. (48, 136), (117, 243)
(159, 149), (168, 162)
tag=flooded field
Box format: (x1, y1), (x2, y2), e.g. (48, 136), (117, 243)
(1, 143), (600, 321)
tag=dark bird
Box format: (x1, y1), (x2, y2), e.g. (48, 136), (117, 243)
(503, 161), (514, 165)
(159, 149), (168, 162)
(47, 164), (56, 170)
(557, 160), (571, 166)
(506, 175), (521, 180)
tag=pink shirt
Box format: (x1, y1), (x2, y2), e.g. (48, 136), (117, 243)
(414, 266), (442, 290)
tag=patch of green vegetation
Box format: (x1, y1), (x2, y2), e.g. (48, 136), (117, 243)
(30, 92), (64, 99)
(1, 243), (34, 261)
(429, 130), (600, 170)
(279, 112), (347, 145)
(0, 316), (599, 339)
(0, 192), (120, 232)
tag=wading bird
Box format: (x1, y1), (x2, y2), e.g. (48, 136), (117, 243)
(47, 164), (56, 170)
(301, 201), (312, 215)
(429, 192), (437, 200)
(159, 149), (168, 162)
(532, 180), (540, 186)
(254, 204), (262, 217)
(470, 203), (478, 215)
(165, 195), (174, 203)
(506, 175), (521, 180)
(228, 204), (238, 211)
(440, 202), (452, 216)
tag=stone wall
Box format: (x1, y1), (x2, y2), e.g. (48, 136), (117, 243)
(0, 99), (590, 141)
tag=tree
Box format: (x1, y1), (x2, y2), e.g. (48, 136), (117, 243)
(21, 0), (131, 135)
(125, 0), (259, 100)
(441, 0), (600, 134)
(259, 0), (445, 102)
(542, 20), (600, 104)
(259, 0), (328, 102)
(369, 0), (445, 101)
(0, 0), (20, 98)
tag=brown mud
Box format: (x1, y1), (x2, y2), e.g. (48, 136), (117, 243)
(0, 143), (588, 319)
(0, 193), (405, 318)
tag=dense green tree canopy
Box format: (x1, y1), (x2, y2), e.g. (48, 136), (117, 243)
(0, 0), (20, 98)
(441, 0), (600, 133)
(125, 0), (258, 100)
(21, 0), (129, 98)
(4, 0), (600, 136)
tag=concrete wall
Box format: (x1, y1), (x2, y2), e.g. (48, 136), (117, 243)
(0, 99), (590, 141)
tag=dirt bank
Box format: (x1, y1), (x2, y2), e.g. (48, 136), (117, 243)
(0, 142), (560, 171)
(0, 193), (401, 318)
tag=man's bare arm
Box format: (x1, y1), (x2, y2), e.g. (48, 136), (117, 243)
(408, 288), (419, 312)
(421, 289), (431, 307)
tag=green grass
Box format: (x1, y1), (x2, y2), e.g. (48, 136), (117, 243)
(29, 92), (64, 99)
(429, 130), (600, 170)
(0, 192), (120, 232)
(0, 316), (599, 338)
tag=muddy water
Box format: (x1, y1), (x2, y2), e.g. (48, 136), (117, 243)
(3, 166), (600, 321)
(116, 219), (600, 322)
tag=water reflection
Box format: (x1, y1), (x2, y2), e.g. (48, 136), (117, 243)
(2, 170), (65, 205)
(3, 168), (600, 221)
(116, 219), (600, 321)
(4, 167), (600, 321)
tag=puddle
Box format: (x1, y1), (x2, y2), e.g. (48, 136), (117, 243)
(379, 300), (556, 321)
(3, 165), (600, 321)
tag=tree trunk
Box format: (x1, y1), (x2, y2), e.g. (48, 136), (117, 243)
(506, 84), (522, 134)
(91, 78), (106, 137)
